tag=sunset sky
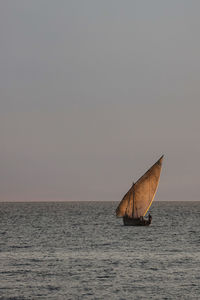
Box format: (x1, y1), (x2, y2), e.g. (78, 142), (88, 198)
(1, 1), (200, 202)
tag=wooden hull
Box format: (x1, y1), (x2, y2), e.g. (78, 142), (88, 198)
(123, 216), (151, 226)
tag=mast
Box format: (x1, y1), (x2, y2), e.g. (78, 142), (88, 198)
(132, 185), (135, 217)
(124, 183), (134, 217)
(116, 183), (134, 217)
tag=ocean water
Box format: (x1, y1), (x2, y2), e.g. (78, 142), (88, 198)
(0, 201), (199, 300)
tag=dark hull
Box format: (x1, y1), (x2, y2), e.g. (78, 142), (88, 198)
(123, 216), (151, 226)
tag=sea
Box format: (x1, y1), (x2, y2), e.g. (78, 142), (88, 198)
(0, 201), (199, 300)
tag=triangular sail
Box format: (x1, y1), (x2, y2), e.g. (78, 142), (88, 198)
(133, 155), (163, 217)
(116, 155), (164, 218)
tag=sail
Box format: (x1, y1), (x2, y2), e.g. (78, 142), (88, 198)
(116, 155), (163, 218)
(116, 184), (134, 217)
(133, 155), (164, 217)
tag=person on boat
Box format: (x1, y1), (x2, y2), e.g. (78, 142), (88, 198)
(148, 213), (152, 222)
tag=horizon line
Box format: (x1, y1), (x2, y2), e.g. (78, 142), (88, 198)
(0, 200), (199, 203)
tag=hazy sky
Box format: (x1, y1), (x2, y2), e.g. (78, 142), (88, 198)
(1, 1), (200, 202)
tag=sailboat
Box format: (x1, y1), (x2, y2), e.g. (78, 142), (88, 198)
(116, 155), (164, 226)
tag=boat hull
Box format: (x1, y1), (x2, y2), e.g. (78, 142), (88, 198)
(123, 216), (151, 226)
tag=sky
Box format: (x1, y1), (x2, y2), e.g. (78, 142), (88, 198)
(1, 0), (200, 202)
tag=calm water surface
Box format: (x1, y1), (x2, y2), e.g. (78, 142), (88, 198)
(0, 201), (199, 299)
